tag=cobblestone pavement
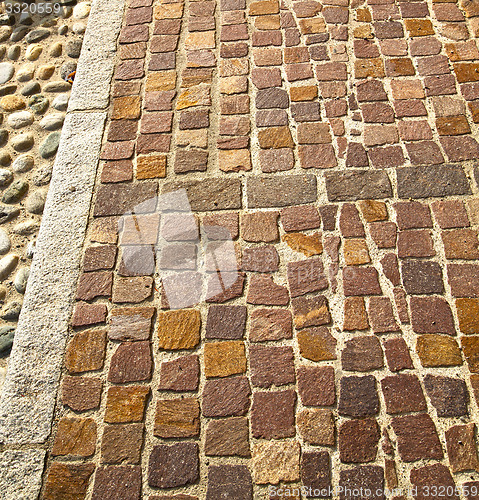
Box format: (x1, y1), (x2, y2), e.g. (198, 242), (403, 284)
(39, 0), (479, 497)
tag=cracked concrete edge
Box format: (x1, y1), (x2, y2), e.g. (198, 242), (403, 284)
(0, 0), (125, 496)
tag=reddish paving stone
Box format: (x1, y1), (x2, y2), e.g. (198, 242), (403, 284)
(280, 205), (321, 232)
(247, 275), (289, 305)
(43, 463), (95, 500)
(380, 253), (400, 286)
(249, 308), (292, 342)
(241, 211), (278, 242)
(338, 375), (379, 418)
(158, 355), (199, 392)
(369, 221), (397, 248)
(445, 423), (479, 473)
(424, 375), (469, 417)
(447, 264), (479, 297)
(442, 228), (479, 260)
(72, 302), (107, 327)
(206, 465), (253, 500)
(148, 443), (199, 488)
(368, 297), (400, 333)
(410, 464), (459, 500)
(383, 337), (414, 372)
(286, 258), (328, 297)
(242, 245), (279, 272)
(392, 414), (443, 462)
(205, 305), (247, 339)
(108, 341), (152, 383)
(381, 374), (427, 414)
(260, 149), (294, 172)
(92, 466), (142, 500)
(394, 201), (432, 229)
(251, 390), (296, 439)
(339, 466), (385, 500)
(76, 271), (113, 301)
(339, 204), (365, 238)
(343, 267), (382, 296)
(397, 230), (435, 258)
(62, 376), (102, 412)
(401, 260), (444, 295)
(410, 297), (455, 335)
(343, 296), (369, 331)
(205, 418), (250, 457)
(292, 295), (331, 329)
(202, 376), (251, 417)
(341, 336), (384, 372)
(339, 418), (380, 463)
(301, 451), (332, 493)
(249, 345), (295, 388)
(297, 366), (335, 406)
(101, 424), (144, 465)
(431, 200), (470, 229)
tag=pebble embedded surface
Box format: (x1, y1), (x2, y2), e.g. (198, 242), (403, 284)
(0, 1), (91, 382)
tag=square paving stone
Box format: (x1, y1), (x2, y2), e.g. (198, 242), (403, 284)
(423, 374), (469, 417)
(206, 465), (253, 500)
(249, 308), (292, 341)
(202, 376), (251, 417)
(339, 418), (380, 463)
(101, 424), (144, 465)
(249, 345), (295, 388)
(148, 443), (199, 488)
(43, 463), (95, 500)
(108, 341), (152, 383)
(92, 466), (142, 500)
(339, 466), (385, 500)
(154, 398), (200, 438)
(61, 376), (102, 412)
(410, 464), (459, 500)
(158, 355), (199, 391)
(301, 451), (331, 493)
(251, 389), (296, 439)
(381, 374), (427, 414)
(205, 305), (247, 339)
(205, 417), (250, 457)
(338, 375), (379, 417)
(297, 366), (335, 406)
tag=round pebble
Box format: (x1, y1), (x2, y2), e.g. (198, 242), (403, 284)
(39, 131), (60, 158)
(0, 206), (20, 224)
(49, 42), (62, 57)
(72, 22), (86, 34)
(0, 129), (8, 146)
(25, 189), (46, 214)
(0, 326), (15, 354)
(19, 13), (33, 25)
(0, 229), (11, 254)
(73, 2), (91, 19)
(16, 65), (35, 82)
(2, 179), (28, 203)
(0, 83), (17, 96)
(66, 39), (82, 58)
(11, 133), (34, 152)
(7, 110), (34, 129)
(10, 27), (29, 43)
(14, 267), (29, 294)
(32, 164), (52, 186)
(25, 44), (42, 61)
(43, 81), (70, 92)
(0, 254), (18, 280)
(0, 27), (12, 43)
(13, 220), (38, 235)
(26, 240), (35, 259)
(21, 81), (41, 96)
(0, 152), (10, 167)
(60, 62), (76, 80)
(0, 62), (14, 85)
(39, 113), (64, 130)
(37, 64), (55, 80)
(26, 28), (50, 43)
(52, 94), (69, 111)
(12, 154), (34, 173)
(1, 301), (21, 321)
(7, 45), (20, 61)
(0, 95), (25, 111)
(0, 169), (13, 187)
(28, 94), (49, 114)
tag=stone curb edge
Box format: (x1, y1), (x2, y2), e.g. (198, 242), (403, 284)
(0, 0), (125, 497)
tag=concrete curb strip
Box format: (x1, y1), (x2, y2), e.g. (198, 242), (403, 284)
(0, 0), (125, 496)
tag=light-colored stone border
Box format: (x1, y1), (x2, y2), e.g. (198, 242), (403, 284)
(0, 0), (125, 497)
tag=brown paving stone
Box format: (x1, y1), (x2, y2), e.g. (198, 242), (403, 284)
(204, 340), (246, 378)
(368, 297), (400, 333)
(43, 463), (95, 500)
(205, 417), (250, 457)
(51, 417), (97, 457)
(286, 258), (328, 297)
(92, 466), (142, 500)
(252, 441), (300, 485)
(381, 374), (427, 414)
(343, 239), (370, 266)
(65, 329), (107, 374)
(72, 302), (107, 327)
(369, 221), (397, 248)
(247, 274), (289, 305)
(343, 267), (382, 296)
(158, 355), (199, 391)
(301, 451), (331, 493)
(157, 309), (200, 350)
(339, 418), (380, 463)
(282, 233), (322, 258)
(442, 228), (479, 259)
(456, 298), (479, 334)
(154, 398), (200, 438)
(148, 443), (199, 489)
(338, 375), (379, 418)
(416, 334), (462, 367)
(206, 465), (253, 500)
(341, 336), (383, 372)
(202, 376), (251, 417)
(104, 386), (150, 423)
(205, 305), (246, 339)
(445, 423), (479, 473)
(297, 408), (335, 446)
(112, 276), (153, 303)
(101, 424), (144, 465)
(380, 253), (400, 286)
(339, 466), (385, 500)
(447, 264), (479, 297)
(293, 295), (331, 329)
(401, 260), (444, 294)
(343, 296), (369, 331)
(383, 337), (414, 372)
(424, 375), (469, 417)
(392, 414), (443, 462)
(251, 389), (296, 438)
(297, 365), (335, 406)
(249, 345), (294, 388)
(76, 271), (113, 301)
(241, 211), (278, 242)
(410, 464), (458, 500)
(62, 376), (102, 412)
